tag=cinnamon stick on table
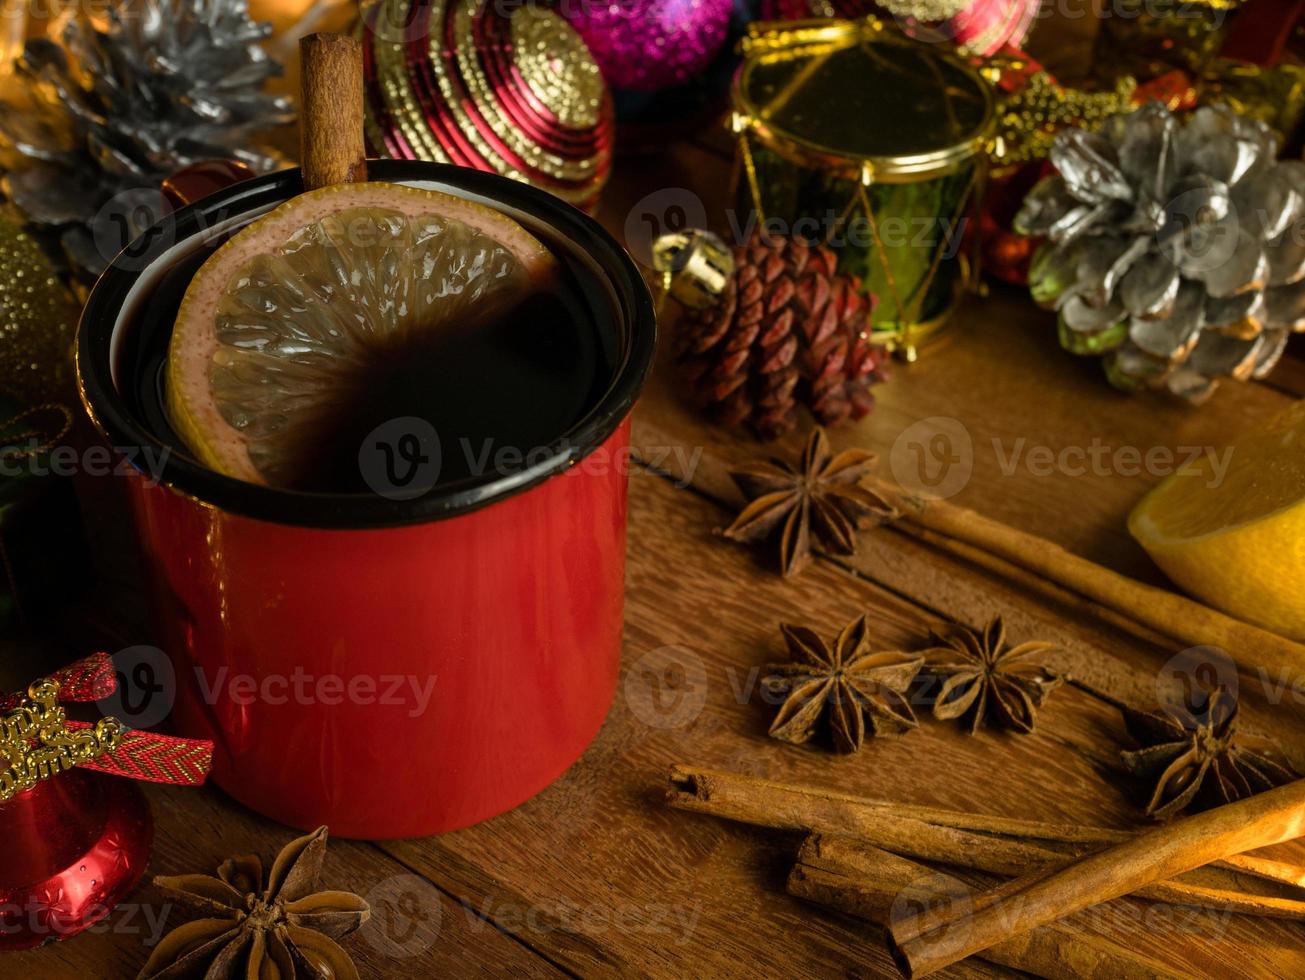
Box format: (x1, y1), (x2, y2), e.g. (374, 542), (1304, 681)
(299, 33), (367, 190)
(667, 764), (1305, 899)
(887, 778), (1305, 978)
(799, 806), (1305, 921)
(867, 480), (1305, 677)
(789, 835), (1184, 980)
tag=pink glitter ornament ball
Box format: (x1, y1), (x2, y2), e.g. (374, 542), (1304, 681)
(562, 0), (734, 93)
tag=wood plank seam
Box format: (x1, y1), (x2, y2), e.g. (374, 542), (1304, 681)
(357, 840), (580, 977)
(372, 837), (628, 975)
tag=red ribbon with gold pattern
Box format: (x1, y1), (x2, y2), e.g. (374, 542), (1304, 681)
(0, 654), (212, 801)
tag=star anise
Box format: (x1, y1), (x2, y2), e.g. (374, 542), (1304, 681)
(1120, 686), (1299, 821)
(763, 613), (924, 753)
(921, 616), (1063, 734)
(722, 427), (896, 577)
(139, 826), (370, 980)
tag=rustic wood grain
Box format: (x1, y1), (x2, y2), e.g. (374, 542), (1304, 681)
(626, 388), (1305, 767)
(375, 471), (1305, 978)
(11, 462), (1305, 977)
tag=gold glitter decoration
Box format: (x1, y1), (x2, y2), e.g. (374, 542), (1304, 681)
(510, 5), (603, 131)
(376, 0), (451, 163)
(1201, 58), (1305, 139)
(0, 678), (125, 803)
(982, 59), (1138, 169)
(355, 14), (441, 163)
(876, 0), (970, 20)
(0, 216), (80, 406)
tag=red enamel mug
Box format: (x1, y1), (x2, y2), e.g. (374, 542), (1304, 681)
(76, 162), (656, 839)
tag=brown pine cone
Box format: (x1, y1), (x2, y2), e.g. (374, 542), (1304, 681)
(677, 234), (887, 439)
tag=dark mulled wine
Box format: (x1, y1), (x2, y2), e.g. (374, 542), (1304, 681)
(119, 227), (614, 494)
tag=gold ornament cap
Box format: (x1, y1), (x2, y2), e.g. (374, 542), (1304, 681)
(652, 231), (735, 310)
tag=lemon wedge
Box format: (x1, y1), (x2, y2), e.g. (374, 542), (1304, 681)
(1129, 400), (1305, 641)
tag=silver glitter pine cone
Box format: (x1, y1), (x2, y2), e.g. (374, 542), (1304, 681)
(0, 0), (293, 279)
(1016, 102), (1305, 402)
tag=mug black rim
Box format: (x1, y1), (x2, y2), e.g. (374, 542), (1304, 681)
(76, 161), (657, 530)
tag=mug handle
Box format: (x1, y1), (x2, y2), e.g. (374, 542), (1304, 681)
(160, 160), (258, 211)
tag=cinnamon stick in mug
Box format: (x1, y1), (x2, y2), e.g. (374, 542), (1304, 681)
(887, 778), (1305, 978)
(299, 33), (367, 189)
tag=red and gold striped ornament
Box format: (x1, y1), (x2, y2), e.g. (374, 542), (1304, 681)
(361, 0), (614, 211)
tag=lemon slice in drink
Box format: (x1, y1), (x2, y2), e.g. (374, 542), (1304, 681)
(1128, 400), (1305, 641)
(166, 182), (556, 487)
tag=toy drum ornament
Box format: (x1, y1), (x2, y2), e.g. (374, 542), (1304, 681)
(730, 18), (994, 359)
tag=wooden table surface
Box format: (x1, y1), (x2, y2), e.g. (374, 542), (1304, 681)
(9, 56), (1305, 980)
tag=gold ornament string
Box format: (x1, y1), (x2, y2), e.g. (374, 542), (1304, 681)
(981, 57), (1139, 170)
(851, 159), (982, 359)
(0, 403), (73, 462)
(732, 112), (770, 231)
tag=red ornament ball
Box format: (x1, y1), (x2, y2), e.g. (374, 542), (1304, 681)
(562, 0), (733, 93)
(0, 770), (153, 951)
